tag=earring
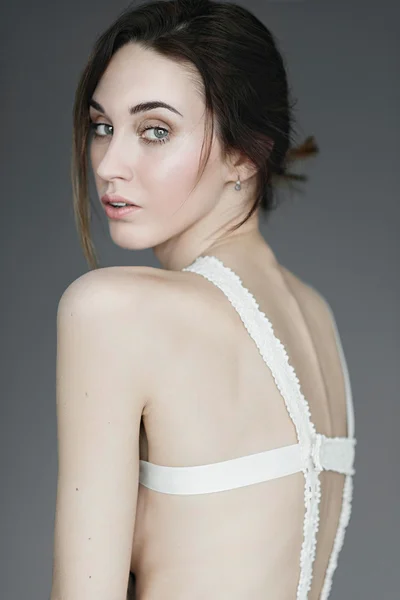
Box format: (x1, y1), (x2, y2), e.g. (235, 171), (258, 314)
(234, 177), (241, 191)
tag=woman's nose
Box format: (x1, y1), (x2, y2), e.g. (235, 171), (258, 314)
(95, 137), (133, 181)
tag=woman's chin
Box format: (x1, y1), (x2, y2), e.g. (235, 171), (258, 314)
(108, 228), (152, 251)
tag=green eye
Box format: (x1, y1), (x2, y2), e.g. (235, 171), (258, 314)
(89, 122), (112, 138)
(140, 125), (170, 145)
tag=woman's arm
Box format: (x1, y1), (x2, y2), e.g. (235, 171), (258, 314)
(51, 268), (150, 600)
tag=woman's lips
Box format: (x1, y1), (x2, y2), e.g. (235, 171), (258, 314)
(101, 193), (140, 207)
(103, 203), (142, 219)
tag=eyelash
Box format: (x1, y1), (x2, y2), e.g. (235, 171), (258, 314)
(89, 122), (171, 145)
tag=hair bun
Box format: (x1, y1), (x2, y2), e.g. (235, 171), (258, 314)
(176, 0), (212, 19)
(286, 135), (319, 162)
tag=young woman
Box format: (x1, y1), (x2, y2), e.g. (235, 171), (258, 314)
(51, 1), (356, 599)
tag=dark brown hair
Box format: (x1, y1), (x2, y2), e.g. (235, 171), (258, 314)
(71, 0), (319, 270)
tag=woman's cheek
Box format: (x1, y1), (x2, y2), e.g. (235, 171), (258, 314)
(141, 148), (201, 214)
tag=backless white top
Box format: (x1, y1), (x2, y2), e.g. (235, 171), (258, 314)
(139, 255), (356, 599)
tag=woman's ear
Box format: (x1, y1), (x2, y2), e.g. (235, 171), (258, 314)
(227, 151), (257, 185)
(225, 139), (274, 185)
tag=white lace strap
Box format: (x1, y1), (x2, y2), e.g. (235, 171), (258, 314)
(182, 255), (355, 599)
(310, 295), (356, 599)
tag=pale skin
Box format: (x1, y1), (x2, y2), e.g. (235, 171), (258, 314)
(51, 43), (351, 599)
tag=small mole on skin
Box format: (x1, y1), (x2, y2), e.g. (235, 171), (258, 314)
(76, 488), (78, 491)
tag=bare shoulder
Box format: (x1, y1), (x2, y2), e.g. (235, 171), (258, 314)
(56, 266), (201, 414)
(57, 265), (160, 311)
(57, 263), (209, 346)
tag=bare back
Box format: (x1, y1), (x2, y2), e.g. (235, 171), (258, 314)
(131, 245), (355, 600)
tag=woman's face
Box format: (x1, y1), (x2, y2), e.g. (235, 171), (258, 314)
(89, 42), (241, 265)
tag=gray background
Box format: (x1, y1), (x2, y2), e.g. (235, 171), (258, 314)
(1, 0), (399, 598)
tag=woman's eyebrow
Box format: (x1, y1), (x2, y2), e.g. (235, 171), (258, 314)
(89, 99), (183, 117)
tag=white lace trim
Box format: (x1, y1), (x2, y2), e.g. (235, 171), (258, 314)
(182, 255), (355, 599)
(320, 474), (354, 599)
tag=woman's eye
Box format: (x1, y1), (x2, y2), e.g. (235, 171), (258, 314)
(90, 122), (112, 138)
(89, 122), (170, 145)
(140, 125), (171, 145)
